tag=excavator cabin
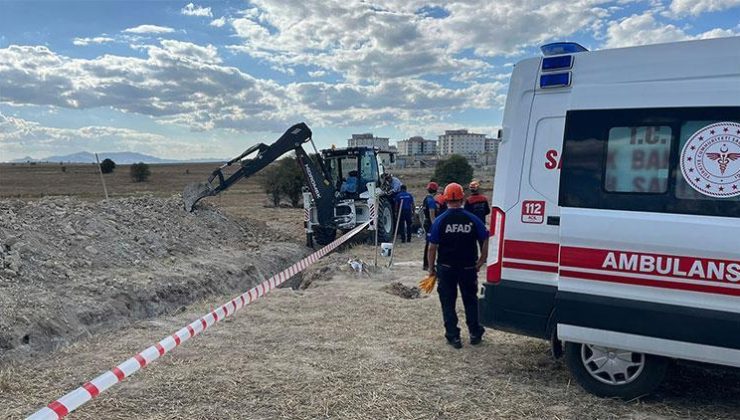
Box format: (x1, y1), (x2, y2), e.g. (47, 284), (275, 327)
(304, 146), (396, 246)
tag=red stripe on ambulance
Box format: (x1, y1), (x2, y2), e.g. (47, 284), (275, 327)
(504, 240), (559, 263)
(502, 261), (559, 273)
(560, 269), (740, 297)
(561, 246), (740, 284)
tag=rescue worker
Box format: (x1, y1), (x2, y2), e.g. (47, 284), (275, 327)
(389, 173), (402, 195)
(434, 191), (447, 214)
(340, 170), (359, 196)
(394, 185), (414, 243)
(427, 183), (488, 349)
(464, 180), (490, 225)
(382, 172), (403, 220)
(422, 181), (438, 270)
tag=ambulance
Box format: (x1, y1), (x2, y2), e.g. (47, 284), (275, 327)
(480, 37), (740, 399)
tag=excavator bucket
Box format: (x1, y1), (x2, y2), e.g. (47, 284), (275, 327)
(183, 181), (216, 212)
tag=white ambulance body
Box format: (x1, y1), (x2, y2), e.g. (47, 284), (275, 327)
(481, 37), (740, 398)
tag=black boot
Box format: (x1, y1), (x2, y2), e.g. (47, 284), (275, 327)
(447, 337), (463, 349)
(470, 328), (485, 345)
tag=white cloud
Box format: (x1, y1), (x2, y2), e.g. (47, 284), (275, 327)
(225, 0), (613, 82)
(73, 36), (115, 46)
(23, 1), (740, 160)
(604, 12), (738, 48)
(667, 0), (740, 16)
(0, 42), (505, 134)
(123, 25), (176, 34)
(154, 39), (222, 64)
(604, 13), (689, 47)
(210, 17), (227, 27)
(694, 27), (739, 39)
(0, 113), (210, 160)
(181, 3), (213, 17)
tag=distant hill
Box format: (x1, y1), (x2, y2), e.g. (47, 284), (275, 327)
(10, 152), (223, 164)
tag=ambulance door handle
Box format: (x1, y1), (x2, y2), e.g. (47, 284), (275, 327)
(547, 216), (560, 226)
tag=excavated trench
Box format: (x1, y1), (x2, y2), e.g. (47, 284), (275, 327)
(0, 195), (308, 361)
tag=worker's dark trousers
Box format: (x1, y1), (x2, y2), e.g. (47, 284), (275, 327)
(398, 210), (413, 242)
(422, 222), (432, 270)
(436, 264), (484, 341)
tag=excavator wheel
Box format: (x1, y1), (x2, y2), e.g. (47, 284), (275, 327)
(313, 226), (337, 246)
(376, 197), (394, 243)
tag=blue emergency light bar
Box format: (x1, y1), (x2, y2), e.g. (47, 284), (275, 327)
(542, 55), (573, 71)
(540, 42), (588, 56)
(540, 72), (571, 89)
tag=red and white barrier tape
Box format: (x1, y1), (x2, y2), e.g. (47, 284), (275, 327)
(27, 221), (370, 420)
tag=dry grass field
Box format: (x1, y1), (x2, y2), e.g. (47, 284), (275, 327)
(2, 246), (739, 419)
(0, 162), (486, 239)
(1, 162), (738, 419)
(0, 162), (490, 199)
(0, 162), (311, 239)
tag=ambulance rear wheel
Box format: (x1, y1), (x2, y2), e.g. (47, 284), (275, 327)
(564, 342), (668, 400)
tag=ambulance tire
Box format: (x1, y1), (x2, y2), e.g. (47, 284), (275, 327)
(313, 226), (337, 246)
(564, 342), (668, 400)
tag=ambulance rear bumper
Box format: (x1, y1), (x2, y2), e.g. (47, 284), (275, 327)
(479, 280), (557, 340)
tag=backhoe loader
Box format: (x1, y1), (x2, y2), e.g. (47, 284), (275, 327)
(182, 123), (396, 246)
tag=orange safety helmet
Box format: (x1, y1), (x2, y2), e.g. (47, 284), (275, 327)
(427, 181), (439, 192)
(469, 180), (480, 192)
(444, 182), (464, 201)
(434, 193), (446, 206)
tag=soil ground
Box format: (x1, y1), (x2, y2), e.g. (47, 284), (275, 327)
(1, 163), (738, 419)
(2, 244), (739, 419)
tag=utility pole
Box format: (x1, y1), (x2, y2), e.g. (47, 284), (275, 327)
(95, 153), (109, 200)
(387, 199), (404, 268)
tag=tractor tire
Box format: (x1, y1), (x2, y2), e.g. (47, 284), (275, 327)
(313, 226), (337, 246)
(376, 197), (394, 243)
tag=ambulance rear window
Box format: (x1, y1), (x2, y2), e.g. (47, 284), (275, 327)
(605, 126), (672, 193)
(560, 107), (740, 218)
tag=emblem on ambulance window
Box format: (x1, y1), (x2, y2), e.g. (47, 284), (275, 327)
(680, 122), (740, 198)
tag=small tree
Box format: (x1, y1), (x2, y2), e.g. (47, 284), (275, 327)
(433, 154), (474, 186)
(259, 155), (305, 207)
(130, 162), (151, 182)
(261, 164), (282, 206)
(100, 158), (116, 174)
(277, 156), (305, 207)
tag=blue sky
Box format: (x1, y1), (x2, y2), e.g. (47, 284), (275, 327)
(0, 0), (739, 160)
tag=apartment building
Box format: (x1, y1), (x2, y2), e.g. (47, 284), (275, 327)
(347, 133), (390, 150)
(397, 136), (437, 156)
(437, 129), (488, 157)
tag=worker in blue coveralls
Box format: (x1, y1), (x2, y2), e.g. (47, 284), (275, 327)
(422, 181), (439, 270)
(340, 170), (359, 197)
(394, 185), (414, 243)
(426, 182), (488, 349)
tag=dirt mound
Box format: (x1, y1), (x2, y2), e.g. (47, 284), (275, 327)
(0, 195), (307, 360)
(383, 282), (421, 299)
